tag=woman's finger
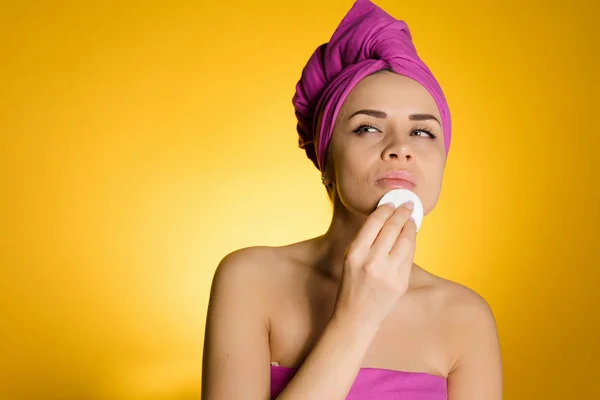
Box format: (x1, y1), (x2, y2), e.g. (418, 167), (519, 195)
(388, 216), (417, 261)
(370, 205), (413, 256)
(346, 204), (395, 259)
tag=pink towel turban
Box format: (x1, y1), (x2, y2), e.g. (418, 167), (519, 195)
(293, 0), (452, 173)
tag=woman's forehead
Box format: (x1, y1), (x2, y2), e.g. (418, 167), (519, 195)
(340, 72), (441, 119)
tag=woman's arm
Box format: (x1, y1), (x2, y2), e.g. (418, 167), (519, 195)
(201, 248), (273, 399)
(200, 247), (379, 400)
(274, 312), (379, 400)
(447, 291), (503, 399)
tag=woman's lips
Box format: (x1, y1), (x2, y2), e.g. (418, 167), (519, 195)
(376, 178), (416, 190)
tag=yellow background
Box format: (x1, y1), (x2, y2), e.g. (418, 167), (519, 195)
(1, 0), (598, 399)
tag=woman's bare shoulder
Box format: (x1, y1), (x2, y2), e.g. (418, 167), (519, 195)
(214, 246), (281, 282)
(217, 242), (310, 270)
(415, 269), (495, 321)
(431, 275), (496, 320)
(425, 274), (502, 390)
(217, 245), (279, 269)
(425, 273), (500, 369)
(212, 242), (311, 291)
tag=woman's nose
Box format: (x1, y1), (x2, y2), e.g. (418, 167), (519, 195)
(382, 137), (413, 161)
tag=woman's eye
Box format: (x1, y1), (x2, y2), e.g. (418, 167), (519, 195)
(352, 125), (379, 134)
(412, 129), (437, 138)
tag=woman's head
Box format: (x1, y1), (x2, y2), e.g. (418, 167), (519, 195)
(321, 69), (446, 216)
(293, 0), (451, 213)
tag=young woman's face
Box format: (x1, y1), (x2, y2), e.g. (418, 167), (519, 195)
(325, 71), (447, 216)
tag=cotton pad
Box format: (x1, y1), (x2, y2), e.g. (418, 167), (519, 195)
(377, 189), (424, 232)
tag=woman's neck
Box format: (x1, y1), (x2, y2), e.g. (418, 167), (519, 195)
(312, 204), (369, 282)
(309, 201), (427, 289)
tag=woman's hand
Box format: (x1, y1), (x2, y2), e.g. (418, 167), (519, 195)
(332, 201), (418, 330)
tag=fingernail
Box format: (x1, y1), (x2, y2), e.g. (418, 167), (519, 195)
(379, 202), (395, 209)
(404, 201), (414, 210)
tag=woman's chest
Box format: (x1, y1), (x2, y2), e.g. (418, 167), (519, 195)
(267, 284), (454, 378)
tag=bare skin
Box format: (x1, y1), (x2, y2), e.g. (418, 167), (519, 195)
(202, 71), (503, 399)
(263, 239), (460, 376)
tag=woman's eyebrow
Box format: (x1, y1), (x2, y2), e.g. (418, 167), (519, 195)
(348, 109), (387, 119)
(409, 113), (441, 126)
(348, 109), (441, 126)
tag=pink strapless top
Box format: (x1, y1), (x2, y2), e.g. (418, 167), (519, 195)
(271, 365), (447, 400)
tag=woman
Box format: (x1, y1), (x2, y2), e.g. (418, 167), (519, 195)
(201, 1), (503, 399)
